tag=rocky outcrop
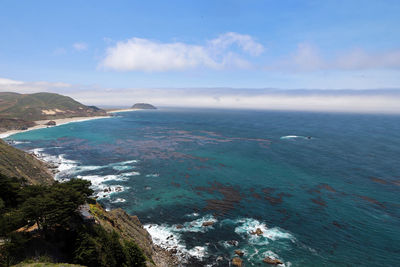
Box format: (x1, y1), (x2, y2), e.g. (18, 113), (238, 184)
(89, 203), (178, 267)
(232, 257), (243, 267)
(202, 221), (214, 227)
(250, 228), (263, 236)
(263, 257), (283, 265)
(131, 103), (157, 110)
(235, 250), (244, 256)
(45, 120), (56, 126)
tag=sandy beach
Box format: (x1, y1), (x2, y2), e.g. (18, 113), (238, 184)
(0, 116), (111, 139)
(0, 108), (141, 139)
(106, 108), (139, 113)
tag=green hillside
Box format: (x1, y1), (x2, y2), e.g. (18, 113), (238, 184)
(0, 92), (106, 121)
(0, 139), (53, 185)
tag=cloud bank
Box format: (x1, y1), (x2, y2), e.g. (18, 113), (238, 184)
(100, 32), (264, 71)
(1, 77), (399, 114)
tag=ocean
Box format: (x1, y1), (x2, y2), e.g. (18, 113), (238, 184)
(6, 108), (400, 266)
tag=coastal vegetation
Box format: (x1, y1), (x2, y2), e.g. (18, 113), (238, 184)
(0, 140), (53, 185)
(0, 174), (147, 267)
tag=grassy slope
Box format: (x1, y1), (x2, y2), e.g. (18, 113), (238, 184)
(0, 92), (106, 121)
(0, 140), (53, 185)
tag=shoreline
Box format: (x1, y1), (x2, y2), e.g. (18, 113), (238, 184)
(0, 108), (140, 139)
(0, 115), (111, 139)
(106, 108), (140, 113)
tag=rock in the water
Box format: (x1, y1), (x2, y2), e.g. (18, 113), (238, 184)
(250, 227), (263, 236)
(228, 240), (239, 246)
(176, 224), (184, 229)
(202, 221), (214, 227)
(263, 257), (283, 265)
(232, 257), (243, 267)
(235, 250), (244, 257)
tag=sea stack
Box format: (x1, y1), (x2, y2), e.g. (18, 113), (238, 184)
(131, 103), (157, 110)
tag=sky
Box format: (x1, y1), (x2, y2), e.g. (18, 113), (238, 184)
(1, 0), (400, 112)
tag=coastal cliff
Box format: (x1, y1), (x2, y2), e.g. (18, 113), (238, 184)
(89, 204), (177, 267)
(0, 141), (177, 266)
(0, 139), (53, 185)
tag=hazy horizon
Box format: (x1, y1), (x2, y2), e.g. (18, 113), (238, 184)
(1, 77), (400, 114)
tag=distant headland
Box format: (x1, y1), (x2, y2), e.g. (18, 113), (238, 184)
(131, 103), (157, 109)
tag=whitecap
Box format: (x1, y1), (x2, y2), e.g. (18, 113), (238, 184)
(57, 154), (78, 173)
(185, 212), (200, 218)
(118, 159), (138, 165)
(145, 173), (159, 178)
(144, 223), (208, 262)
(75, 165), (106, 172)
(95, 184), (129, 199)
(121, 171), (141, 176)
(12, 140), (31, 145)
(280, 135), (311, 140)
(187, 246), (207, 260)
(174, 214), (217, 233)
(232, 218), (294, 246)
(111, 198), (126, 203)
(112, 165), (134, 171)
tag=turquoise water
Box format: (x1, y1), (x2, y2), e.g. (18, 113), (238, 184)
(8, 108), (400, 266)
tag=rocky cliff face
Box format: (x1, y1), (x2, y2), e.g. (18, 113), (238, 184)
(89, 203), (178, 267)
(0, 139), (54, 185)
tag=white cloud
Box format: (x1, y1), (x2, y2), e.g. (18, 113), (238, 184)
(208, 32), (264, 56)
(73, 42), (88, 51)
(0, 77), (72, 93)
(0, 78), (24, 85)
(100, 32), (264, 71)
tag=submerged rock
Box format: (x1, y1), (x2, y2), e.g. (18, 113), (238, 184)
(232, 257), (243, 267)
(234, 250), (244, 256)
(263, 257), (283, 265)
(202, 221), (214, 227)
(250, 227), (263, 236)
(228, 240), (239, 246)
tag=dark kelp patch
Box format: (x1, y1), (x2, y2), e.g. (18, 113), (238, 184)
(195, 181), (243, 216)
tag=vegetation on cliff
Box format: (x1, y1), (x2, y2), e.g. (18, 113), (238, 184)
(0, 175), (147, 267)
(0, 140), (53, 185)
